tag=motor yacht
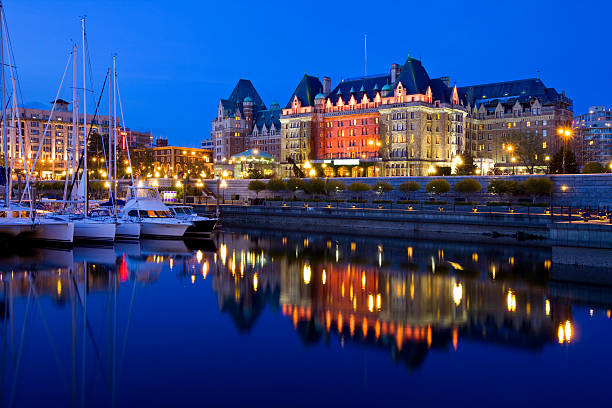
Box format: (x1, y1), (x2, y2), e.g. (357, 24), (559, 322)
(168, 205), (217, 236)
(121, 187), (191, 238)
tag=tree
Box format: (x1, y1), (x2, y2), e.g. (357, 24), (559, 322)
(248, 180), (266, 198)
(373, 181), (393, 198)
(266, 179), (287, 194)
(425, 179), (450, 196)
(247, 168), (264, 179)
(398, 181), (421, 200)
(582, 162), (606, 174)
(325, 180), (346, 197)
(455, 153), (478, 175)
(286, 178), (307, 198)
(305, 178), (326, 197)
(347, 182), (371, 200)
(487, 179), (518, 200)
(549, 148), (578, 174)
(131, 149), (154, 177)
(506, 131), (546, 174)
(453, 178), (482, 202)
(519, 177), (553, 203)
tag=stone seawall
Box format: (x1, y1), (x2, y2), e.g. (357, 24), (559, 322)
(216, 205), (612, 249)
(206, 174), (612, 208)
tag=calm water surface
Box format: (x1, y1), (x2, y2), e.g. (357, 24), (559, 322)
(1, 230), (611, 407)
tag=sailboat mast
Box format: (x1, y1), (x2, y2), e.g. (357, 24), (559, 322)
(112, 55), (117, 206)
(107, 66), (114, 214)
(0, 2), (8, 208)
(72, 44), (78, 178)
(81, 17), (88, 214)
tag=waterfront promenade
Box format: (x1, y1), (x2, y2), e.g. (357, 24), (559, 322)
(206, 202), (612, 249)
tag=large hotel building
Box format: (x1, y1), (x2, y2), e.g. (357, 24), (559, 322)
(211, 56), (573, 177)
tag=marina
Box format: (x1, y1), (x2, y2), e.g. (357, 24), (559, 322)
(0, 230), (611, 407)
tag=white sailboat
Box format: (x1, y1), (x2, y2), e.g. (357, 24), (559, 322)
(0, 2), (73, 244)
(55, 17), (116, 242)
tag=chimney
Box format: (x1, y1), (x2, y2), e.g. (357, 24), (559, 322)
(323, 76), (331, 96)
(390, 63), (401, 84)
(440, 76), (449, 87)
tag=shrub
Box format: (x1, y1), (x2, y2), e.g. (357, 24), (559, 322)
(519, 177), (553, 203)
(425, 179), (450, 195)
(398, 181), (421, 200)
(397, 200), (419, 204)
(582, 162), (606, 174)
(325, 180), (346, 196)
(266, 179), (286, 192)
(286, 178), (307, 193)
(454, 178), (482, 202)
(305, 178), (326, 196)
(372, 200), (392, 204)
(487, 179), (518, 198)
(373, 181), (394, 195)
(247, 180), (266, 197)
(348, 182), (371, 200)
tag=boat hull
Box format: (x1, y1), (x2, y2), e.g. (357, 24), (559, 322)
(185, 218), (217, 236)
(116, 221), (140, 240)
(25, 221), (75, 244)
(139, 222), (189, 238)
(73, 220), (116, 242)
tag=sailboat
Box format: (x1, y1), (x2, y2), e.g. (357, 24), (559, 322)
(55, 17), (116, 242)
(0, 1), (73, 244)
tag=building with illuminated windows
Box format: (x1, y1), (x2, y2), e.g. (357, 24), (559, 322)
(0, 99), (123, 179)
(211, 79), (282, 164)
(574, 106), (612, 166)
(132, 145), (212, 179)
(460, 79), (573, 171)
(280, 57), (467, 177)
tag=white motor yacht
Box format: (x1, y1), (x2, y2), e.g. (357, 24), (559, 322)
(168, 205), (217, 236)
(121, 187), (191, 239)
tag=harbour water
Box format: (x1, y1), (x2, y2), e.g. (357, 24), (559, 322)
(1, 230), (611, 407)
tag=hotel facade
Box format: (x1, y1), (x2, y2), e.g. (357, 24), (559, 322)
(211, 56), (573, 177)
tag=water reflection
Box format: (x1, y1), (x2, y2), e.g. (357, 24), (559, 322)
(0, 231), (610, 406)
(212, 231), (581, 369)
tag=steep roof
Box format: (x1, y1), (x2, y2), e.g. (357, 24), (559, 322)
(393, 57), (431, 94)
(221, 79), (266, 116)
(285, 75), (323, 109)
(459, 78), (565, 107)
(327, 74), (391, 104)
(254, 105), (281, 131)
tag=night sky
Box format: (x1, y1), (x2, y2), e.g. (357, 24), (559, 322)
(6, 0), (611, 147)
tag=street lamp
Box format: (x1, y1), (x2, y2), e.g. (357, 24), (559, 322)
(511, 156), (517, 175)
(557, 127), (572, 173)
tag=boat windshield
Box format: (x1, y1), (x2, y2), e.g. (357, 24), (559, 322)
(0, 210), (32, 218)
(127, 210), (173, 218)
(129, 187), (160, 200)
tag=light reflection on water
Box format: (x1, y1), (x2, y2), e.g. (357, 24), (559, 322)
(0, 231), (611, 407)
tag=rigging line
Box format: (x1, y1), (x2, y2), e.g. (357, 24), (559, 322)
(28, 275), (70, 394)
(7, 286), (33, 408)
(114, 77), (135, 186)
(1, 10), (25, 114)
(20, 51), (72, 202)
(68, 270), (111, 390)
(64, 73), (108, 206)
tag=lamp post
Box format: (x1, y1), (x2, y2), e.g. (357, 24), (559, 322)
(506, 145), (514, 174)
(557, 128), (572, 173)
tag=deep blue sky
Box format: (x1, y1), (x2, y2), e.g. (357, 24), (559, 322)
(6, 0), (611, 147)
